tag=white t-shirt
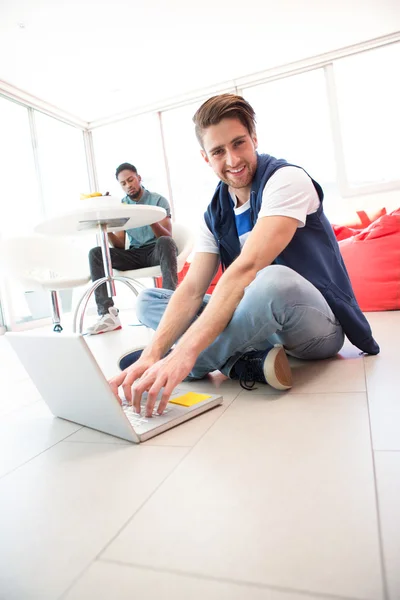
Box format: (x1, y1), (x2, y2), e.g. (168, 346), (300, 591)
(195, 166), (320, 254)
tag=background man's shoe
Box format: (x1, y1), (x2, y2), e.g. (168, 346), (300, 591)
(230, 345), (292, 391)
(86, 307), (122, 335)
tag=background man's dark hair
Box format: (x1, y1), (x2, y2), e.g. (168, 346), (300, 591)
(115, 163), (137, 179)
(193, 94), (257, 148)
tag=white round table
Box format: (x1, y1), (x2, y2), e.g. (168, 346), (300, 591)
(34, 200), (166, 333)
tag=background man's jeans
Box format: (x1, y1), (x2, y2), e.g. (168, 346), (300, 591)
(136, 265), (345, 379)
(89, 236), (177, 316)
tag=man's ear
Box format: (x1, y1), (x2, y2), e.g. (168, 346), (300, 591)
(137, 174), (142, 183)
(201, 149), (211, 166)
(252, 134), (258, 150)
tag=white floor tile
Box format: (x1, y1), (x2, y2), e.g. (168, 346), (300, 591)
(0, 441), (188, 600)
(0, 335), (30, 383)
(64, 560), (326, 600)
(1, 310), (398, 600)
(0, 401), (82, 478)
(363, 312), (400, 451)
(236, 340), (367, 398)
(287, 351), (366, 395)
(103, 391), (383, 600)
(0, 377), (42, 418)
(375, 451), (400, 600)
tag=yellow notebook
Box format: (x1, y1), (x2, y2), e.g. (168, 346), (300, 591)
(169, 392), (212, 407)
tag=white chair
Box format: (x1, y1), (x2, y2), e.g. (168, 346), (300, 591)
(113, 222), (194, 291)
(1, 235), (91, 331)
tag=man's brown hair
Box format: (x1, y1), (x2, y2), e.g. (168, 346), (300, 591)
(193, 94), (256, 148)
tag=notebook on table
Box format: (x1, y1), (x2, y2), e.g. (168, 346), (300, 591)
(6, 332), (223, 443)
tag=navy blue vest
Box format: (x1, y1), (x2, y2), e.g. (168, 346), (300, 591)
(204, 153), (379, 355)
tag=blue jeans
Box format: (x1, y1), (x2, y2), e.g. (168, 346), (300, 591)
(136, 265), (345, 379)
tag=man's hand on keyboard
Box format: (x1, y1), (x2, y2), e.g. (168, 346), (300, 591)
(110, 348), (197, 417)
(133, 349), (197, 416)
(109, 351), (157, 406)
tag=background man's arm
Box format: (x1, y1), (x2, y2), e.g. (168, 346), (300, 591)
(150, 216), (172, 238)
(108, 231), (126, 249)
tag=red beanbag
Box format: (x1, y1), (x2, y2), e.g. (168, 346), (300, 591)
(336, 207), (387, 230)
(332, 224), (360, 241)
(338, 209), (400, 311)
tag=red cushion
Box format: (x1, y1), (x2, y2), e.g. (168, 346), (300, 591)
(338, 209), (400, 311)
(155, 263), (223, 294)
(332, 224), (360, 241)
(336, 207), (387, 230)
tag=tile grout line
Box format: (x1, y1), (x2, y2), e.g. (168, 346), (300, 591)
(93, 557), (371, 600)
(0, 427), (84, 482)
(0, 398), (42, 420)
(59, 389), (243, 599)
(363, 354), (390, 600)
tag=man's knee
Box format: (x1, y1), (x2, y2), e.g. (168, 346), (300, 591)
(88, 246), (102, 263)
(135, 288), (157, 323)
(156, 236), (177, 254)
(254, 265), (305, 302)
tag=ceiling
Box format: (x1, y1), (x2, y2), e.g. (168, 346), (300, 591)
(0, 0), (399, 124)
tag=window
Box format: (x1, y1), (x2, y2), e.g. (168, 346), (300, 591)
(161, 101), (219, 229)
(0, 97), (41, 237)
(243, 70), (337, 183)
(243, 70), (340, 220)
(334, 43), (400, 188)
(0, 98), (42, 327)
(34, 111), (89, 216)
(92, 113), (168, 202)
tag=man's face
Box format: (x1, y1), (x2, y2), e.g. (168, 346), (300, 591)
(117, 169), (142, 199)
(200, 118), (258, 190)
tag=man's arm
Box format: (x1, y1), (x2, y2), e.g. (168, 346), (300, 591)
(175, 215), (298, 356)
(122, 215), (298, 416)
(109, 252), (220, 401)
(108, 231), (126, 249)
(150, 215), (172, 238)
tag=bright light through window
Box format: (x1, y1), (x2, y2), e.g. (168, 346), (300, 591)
(243, 70), (337, 183)
(161, 101), (220, 229)
(334, 43), (400, 187)
(0, 97), (41, 237)
(243, 70), (340, 219)
(34, 112), (89, 216)
(92, 114), (168, 202)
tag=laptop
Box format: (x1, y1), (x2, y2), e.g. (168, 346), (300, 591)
(6, 332), (223, 443)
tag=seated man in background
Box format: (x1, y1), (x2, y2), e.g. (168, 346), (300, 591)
(87, 162), (177, 335)
(110, 94), (379, 415)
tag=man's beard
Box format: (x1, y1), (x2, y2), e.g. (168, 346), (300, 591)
(220, 160), (255, 189)
(128, 189), (141, 200)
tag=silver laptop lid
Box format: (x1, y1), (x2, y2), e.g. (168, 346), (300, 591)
(7, 332), (138, 443)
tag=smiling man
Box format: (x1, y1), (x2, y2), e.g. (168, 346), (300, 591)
(87, 163), (177, 334)
(109, 94), (379, 414)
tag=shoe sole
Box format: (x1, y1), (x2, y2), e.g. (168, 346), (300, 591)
(118, 346), (145, 370)
(87, 325), (122, 336)
(264, 346), (292, 390)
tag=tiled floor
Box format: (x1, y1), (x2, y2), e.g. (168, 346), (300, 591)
(0, 311), (399, 600)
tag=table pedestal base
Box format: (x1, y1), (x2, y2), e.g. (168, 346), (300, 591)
(73, 276), (143, 334)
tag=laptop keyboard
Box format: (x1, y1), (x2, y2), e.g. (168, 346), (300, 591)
(122, 403), (180, 432)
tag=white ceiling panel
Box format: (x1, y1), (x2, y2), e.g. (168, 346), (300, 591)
(0, 0), (399, 122)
